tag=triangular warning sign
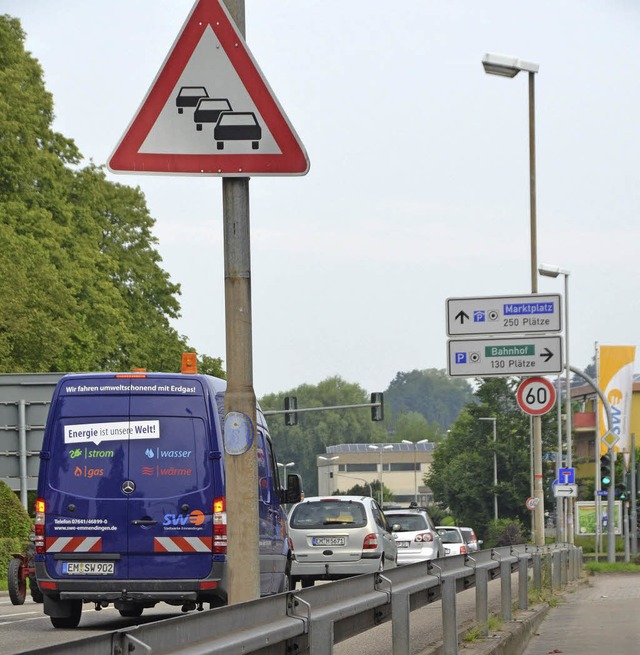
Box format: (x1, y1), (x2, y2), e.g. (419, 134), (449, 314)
(108, 0), (309, 176)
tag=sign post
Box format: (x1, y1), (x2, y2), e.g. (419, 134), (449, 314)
(109, 0), (309, 604)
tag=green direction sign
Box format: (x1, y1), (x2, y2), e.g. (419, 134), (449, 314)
(447, 335), (563, 377)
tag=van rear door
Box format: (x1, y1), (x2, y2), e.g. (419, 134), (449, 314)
(42, 376), (218, 582)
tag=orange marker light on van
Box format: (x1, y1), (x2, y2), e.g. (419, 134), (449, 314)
(181, 352), (198, 374)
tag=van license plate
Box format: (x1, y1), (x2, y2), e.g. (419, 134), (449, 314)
(63, 562), (114, 575)
(312, 536), (345, 546)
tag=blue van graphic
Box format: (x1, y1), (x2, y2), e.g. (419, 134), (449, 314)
(34, 372), (301, 628)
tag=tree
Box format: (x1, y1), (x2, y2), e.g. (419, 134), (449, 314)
(385, 369), (474, 430)
(0, 15), (224, 374)
(260, 376), (386, 496)
(426, 377), (557, 539)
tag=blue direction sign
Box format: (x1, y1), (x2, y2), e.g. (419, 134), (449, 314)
(446, 294), (562, 337)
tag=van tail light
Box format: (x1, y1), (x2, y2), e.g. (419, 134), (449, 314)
(415, 532), (433, 543)
(35, 497), (46, 554)
(362, 533), (378, 550)
(213, 496), (227, 554)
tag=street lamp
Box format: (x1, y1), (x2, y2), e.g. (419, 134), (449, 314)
(277, 461), (295, 487)
(368, 444), (393, 506)
(479, 418), (498, 521)
(482, 51), (544, 546)
(539, 263), (573, 544)
(402, 439), (429, 503)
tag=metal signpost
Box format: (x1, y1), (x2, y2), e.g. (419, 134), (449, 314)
(447, 335), (563, 377)
(109, 0), (309, 603)
(446, 294), (562, 336)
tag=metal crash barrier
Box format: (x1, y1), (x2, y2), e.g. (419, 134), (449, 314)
(27, 543), (582, 655)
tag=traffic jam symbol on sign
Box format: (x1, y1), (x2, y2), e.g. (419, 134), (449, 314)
(446, 294), (562, 337)
(447, 336), (563, 377)
(108, 0), (309, 176)
(516, 377), (557, 415)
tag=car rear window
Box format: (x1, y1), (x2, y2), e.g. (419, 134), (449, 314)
(386, 514), (428, 531)
(438, 529), (463, 543)
(289, 500), (367, 529)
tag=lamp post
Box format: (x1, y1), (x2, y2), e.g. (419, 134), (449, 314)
(539, 263), (573, 544)
(479, 418), (498, 521)
(482, 52), (544, 545)
(277, 461), (295, 487)
(368, 445), (393, 506)
(402, 439), (429, 503)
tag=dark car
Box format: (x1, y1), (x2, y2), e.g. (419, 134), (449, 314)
(175, 86), (209, 114)
(193, 98), (232, 131)
(214, 111), (262, 150)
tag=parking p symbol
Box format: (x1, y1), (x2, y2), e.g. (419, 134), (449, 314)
(455, 352), (467, 364)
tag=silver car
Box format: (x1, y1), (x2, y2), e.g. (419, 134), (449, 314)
(436, 526), (468, 556)
(288, 496), (398, 587)
(386, 507), (444, 563)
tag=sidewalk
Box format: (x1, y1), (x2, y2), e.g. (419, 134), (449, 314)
(520, 571), (640, 655)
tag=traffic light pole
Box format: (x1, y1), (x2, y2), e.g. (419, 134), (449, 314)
(632, 435), (637, 558)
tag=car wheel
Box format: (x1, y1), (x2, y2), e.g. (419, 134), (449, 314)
(301, 577), (314, 588)
(29, 574), (44, 603)
(8, 558), (25, 605)
(50, 600), (82, 629)
(119, 606), (144, 618)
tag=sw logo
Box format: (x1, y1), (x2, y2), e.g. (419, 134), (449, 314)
(163, 510), (205, 527)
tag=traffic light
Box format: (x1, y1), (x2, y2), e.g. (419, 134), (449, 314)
(616, 478), (628, 500)
(370, 392), (384, 421)
(284, 396), (298, 426)
(600, 453), (612, 487)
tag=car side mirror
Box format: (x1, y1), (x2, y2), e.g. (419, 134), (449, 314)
(282, 473), (303, 504)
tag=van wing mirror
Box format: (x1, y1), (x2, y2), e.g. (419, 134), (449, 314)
(282, 473), (302, 504)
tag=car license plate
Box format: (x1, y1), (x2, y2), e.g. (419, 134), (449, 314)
(396, 541), (410, 548)
(312, 536), (345, 546)
(63, 561), (114, 575)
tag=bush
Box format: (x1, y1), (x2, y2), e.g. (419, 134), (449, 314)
(485, 518), (529, 548)
(0, 482), (32, 582)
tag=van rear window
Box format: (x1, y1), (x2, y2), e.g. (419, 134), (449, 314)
(47, 380), (214, 496)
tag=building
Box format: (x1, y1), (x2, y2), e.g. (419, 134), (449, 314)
(571, 374), (640, 479)
(316, 442), (435, 505)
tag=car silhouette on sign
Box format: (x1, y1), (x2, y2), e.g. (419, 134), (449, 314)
(193, 98), (233, 131)
(175, 86), (209, 114)
(214, 112), (262, 150)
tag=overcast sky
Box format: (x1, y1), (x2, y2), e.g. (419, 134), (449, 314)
(5, 0), (640, 397)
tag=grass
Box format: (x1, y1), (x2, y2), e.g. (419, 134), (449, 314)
(584, 561), (640, 573)
(462, 615), (504, 642)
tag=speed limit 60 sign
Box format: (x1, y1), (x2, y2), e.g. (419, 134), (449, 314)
(516, 377), (556, 415)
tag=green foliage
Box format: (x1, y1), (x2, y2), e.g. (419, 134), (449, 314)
(0, 482), (32, 582)
(260, 376), (386, 496)
(0, 15), (223, 374)
(385, 369), (474, 431)
(484, 518), (529, 548)
(427, 378), (557, 538)
(334, 480), (393, 503)
(198, 355), (226, 378)
(584, 561), (640, 573)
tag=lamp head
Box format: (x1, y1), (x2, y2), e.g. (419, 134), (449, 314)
(482, 53), (539, 77)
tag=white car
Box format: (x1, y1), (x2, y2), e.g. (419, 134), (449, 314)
(288, 496), (398, 588)
(436, 526), (468, 556)
(386, 507), (444, 563)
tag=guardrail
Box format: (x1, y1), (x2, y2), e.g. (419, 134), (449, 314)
(28, 543), (582, 655)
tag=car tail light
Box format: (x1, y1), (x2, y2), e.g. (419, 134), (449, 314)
(363, 533), (378, 550)
(460, 545), (467, 554)
(35, 497), (46, 554)
(415, 532), (433, 543)
(213, 496), (227, 554)
(288, 537), (294, 552)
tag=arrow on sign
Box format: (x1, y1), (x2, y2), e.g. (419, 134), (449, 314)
(455, 311), (470, 324)
(540, 348), (554, 363)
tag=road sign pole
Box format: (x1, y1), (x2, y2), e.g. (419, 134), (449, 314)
(222, 0), (260, 604)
